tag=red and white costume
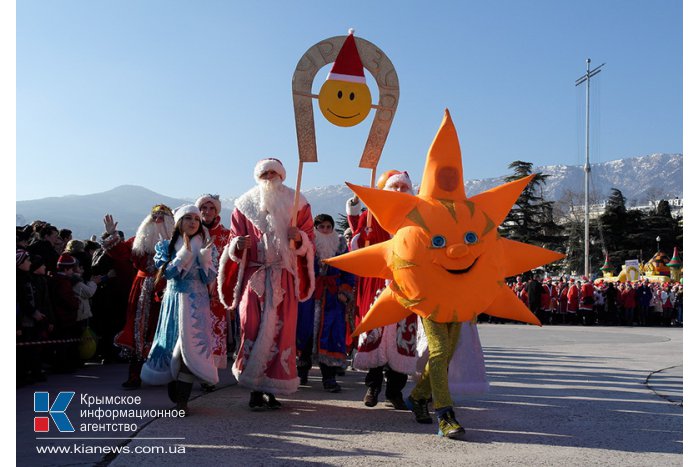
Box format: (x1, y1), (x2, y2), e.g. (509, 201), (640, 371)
(346, 172), (418, 375)
(218, 159), (315, 395)
(196, 195), (231, 369)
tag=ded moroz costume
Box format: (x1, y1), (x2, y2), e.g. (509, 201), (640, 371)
(296, 214), (355, 393)
(218, 158), (315, 410)
(347, 169), (418, 410)
(104, 205), (175, 388)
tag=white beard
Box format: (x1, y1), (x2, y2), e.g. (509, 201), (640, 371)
(258, 178), (293, 261)
(315, 231), (340, 261)
(132, 215), (174, 255)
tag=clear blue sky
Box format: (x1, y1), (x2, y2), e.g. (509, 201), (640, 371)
(15, 0), (683, 201)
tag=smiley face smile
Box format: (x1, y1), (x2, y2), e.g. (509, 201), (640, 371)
(326, 109), (361, 119)
(443, 256), (479, 275)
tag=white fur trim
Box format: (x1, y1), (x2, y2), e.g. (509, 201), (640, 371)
(174, 245), (194, 272)
(199, 245), (214, 272)
(354, 321), (417, 375)
(254, 158), (286, 181)
(217, 242), (247, 312)
(346, 197), (362, 216)
(232, 269), (298, 394)
(228, 238), (243, 261)
(384, 172), (414, 194)
(327, 72), (366, 84)
(294, 230), (316, 302)
(234, 185), (307, 237)
(217, 243), (233, 310)
(195, 194), (221, 214)
(173, 204), (200, 225)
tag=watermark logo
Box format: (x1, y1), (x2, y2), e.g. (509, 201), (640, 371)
(34, 392), (75, 432)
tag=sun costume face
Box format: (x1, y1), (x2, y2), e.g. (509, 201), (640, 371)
(324, 110), (565, 336)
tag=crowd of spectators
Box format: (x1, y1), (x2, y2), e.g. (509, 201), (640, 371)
(16, 221), (127, 387)
(493, 274), (683, 327)
(16, 219), (684, 388)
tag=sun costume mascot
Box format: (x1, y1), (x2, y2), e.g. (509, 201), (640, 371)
(325, 109), (564, 438)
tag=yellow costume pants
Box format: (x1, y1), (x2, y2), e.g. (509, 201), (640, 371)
(410, 319), (462, 410)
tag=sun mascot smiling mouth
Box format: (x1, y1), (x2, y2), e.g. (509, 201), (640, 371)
(324, 109), (565, 335)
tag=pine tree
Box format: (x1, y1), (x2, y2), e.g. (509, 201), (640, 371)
(500, 161), (564, 251)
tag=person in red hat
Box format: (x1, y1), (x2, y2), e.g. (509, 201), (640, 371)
(102, 205), (175, 388)
(218, 158), (315, 410)
(566, 279), (580, 322)
(345, 169), (418, 410)
(578, 276), (594, 325)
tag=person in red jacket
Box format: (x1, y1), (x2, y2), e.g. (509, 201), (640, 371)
(540, 278), (553, 325)
(621, 283), (636, 326)
(103, 205), (175, 388)
(567, 279), (580, 324)
(196, 194), (231, 378)
(578, 276), (595, 325)
(346, 169), (418, 409)
(557, 279), (569, 324)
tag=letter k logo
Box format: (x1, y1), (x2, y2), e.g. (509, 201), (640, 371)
(34, 392), (75, 432)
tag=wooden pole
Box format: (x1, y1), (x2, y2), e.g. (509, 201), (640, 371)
(290, 160), (304, 247)
(364, 167), (377, 247)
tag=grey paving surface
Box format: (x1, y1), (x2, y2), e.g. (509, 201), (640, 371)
(16, 325), (683, 466)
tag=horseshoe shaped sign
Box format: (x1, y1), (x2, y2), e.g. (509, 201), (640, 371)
(292, 31), (400, 169)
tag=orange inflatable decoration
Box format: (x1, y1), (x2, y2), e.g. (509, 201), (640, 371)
(324, 110), (565, 336)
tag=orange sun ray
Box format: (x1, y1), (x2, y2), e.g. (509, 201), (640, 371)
(323, 241), (394, 280)
(351, 288), (413, 337)
(499, 238), (566, 278)
(469, 174), (536, 227)
(346, 182), (419, 235)
(482, 285), (542, 326)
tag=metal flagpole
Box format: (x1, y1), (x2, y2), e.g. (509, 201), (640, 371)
(575, 58), (605, 278)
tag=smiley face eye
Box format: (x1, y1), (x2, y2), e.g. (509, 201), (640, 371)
(349, 92), (355, 101)
(337, 90), (343, 99)
(431, 235), (446, 248)
(464, 231), (478, 244)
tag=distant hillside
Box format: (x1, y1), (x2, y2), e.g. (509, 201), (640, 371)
(17, 153), (682, 239)
(16, 185), (231, 240)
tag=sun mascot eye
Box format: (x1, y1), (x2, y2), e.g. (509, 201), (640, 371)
(431, 235), (447, 248)
(464, 231), (478, 244)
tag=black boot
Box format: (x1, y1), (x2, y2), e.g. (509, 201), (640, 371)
(175, 380), (193, 415)
(249, 391), (266, 411)
(122, 360), (142, 389)
(167, 381), (177, 403)
(297, 366), (310, 386)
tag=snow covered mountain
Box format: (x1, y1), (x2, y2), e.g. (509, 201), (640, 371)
(300, 153), (683, 221)
(17, 153), (682, 240)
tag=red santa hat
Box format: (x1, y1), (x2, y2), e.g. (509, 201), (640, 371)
(383, 171), (414, 194)
(327, 29), (366, 84)
(570, 278), (575, 283)
(195, 194), (221, 214)
(582, 276), (589, 282)
(254, 158), (286, 181)
(57, 253), (77, 268)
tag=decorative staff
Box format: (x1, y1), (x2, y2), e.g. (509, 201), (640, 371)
(290, 29), (400, 238)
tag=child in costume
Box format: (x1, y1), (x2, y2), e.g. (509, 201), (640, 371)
(296, 214), (354, 392)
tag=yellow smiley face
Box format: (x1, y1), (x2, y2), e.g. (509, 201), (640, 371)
(318, 79), (372, 127)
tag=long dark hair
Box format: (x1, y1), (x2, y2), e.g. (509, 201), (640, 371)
(155, 217), (206, 284)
